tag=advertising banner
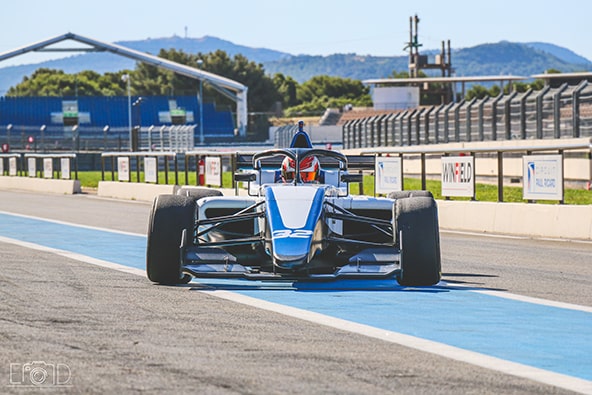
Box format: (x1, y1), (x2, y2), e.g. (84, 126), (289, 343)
(61, 158), (70, 180)
(375, 156), (402, 194)
(9, 157), (17, 176)
(523, 155), (563, 200)
(441, 156), (475, 198)
(144, 157), (157, 183)
(205, 156), (222, 187)
(28, 158), (36, 178)
(43, 158), (53, 179)
(117, 157), (130, 182)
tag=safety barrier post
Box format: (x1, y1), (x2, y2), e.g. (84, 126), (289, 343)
(477, 96), (489, 141)
(572, 81), (589, 138)
(553, 83), (569, 139)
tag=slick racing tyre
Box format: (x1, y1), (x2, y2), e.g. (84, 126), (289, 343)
(394, 196), (441, 286)
(146, 194), (196, 285)
(387, 190), (433, 199)
(176, 186), (223, 199)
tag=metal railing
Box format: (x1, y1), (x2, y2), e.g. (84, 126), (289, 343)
(0, 152), (77, 179)
(100, 152), (179, 184)
(343, 82), (592, 149)
(0, 125), (198, 152)
(361, 138), (592, 203)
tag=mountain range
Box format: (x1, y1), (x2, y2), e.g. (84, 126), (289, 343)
(0, 35), (591, 94)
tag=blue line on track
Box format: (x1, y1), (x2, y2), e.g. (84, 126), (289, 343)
(1, 213), (591, 382)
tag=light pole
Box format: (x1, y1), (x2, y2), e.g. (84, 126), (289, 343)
(121, 74), (132, 151)
(103, 125), (110, 150)
(6, 124), (12, 147)
(197, 59), (204, 145)
(132, 97), (143, 152)
(40, 125), (46, 152)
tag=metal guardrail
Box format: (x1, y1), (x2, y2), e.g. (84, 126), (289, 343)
(100, 152), (178, 185)
(0, 153), (22, 176)
(0, 152), (78, 179)
(0, 125), (199, 153)
(361, 138), (592, 203)
(24, 153), (78, 180)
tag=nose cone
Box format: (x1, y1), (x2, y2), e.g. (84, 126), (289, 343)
(264, 185), (325, 269)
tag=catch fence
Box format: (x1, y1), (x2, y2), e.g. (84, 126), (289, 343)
(342, 82), (592, 149)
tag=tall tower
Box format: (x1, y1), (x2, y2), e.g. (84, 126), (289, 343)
(405, 15), (452, 78)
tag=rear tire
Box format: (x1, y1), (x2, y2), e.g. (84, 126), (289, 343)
(388, 190), (433, 199)
(146, 195), (196, 284)
(395, 196), (441, 286)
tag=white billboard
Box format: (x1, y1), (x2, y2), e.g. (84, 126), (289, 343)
(9, 157), (17, 176)
(60, 158), (70, 180)
(117, 157), (130, 182)
(372, 86), (420, 110)
(144, 157), (158, 183)
(441, 156), (475, 198)
(523, 155), (563, 201)
(375, 156), (402, 194)
(205, 156), (222, 187)
(28, 158), (36, 178)
(43, 158), (53, 179)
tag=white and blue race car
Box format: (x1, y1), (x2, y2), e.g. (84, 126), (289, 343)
(146, 134), (441, 286)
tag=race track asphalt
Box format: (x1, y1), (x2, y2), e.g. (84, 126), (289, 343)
(1, 190), (590, 394)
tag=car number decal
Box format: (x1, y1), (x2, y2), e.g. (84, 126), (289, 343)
(272, 229), (313, 239)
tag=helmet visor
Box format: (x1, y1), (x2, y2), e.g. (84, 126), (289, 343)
(283, 171), (295, 182)
(300, 171), (317, 183)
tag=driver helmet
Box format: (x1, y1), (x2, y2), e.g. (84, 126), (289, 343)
(281, 156), (320, 183)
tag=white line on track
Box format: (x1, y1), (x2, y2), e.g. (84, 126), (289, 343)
(1, 234), (591, 394)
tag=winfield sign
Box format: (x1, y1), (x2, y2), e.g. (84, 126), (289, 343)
(441, 156), (475, 198)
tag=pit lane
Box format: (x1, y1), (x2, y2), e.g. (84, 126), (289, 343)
(1, 190), (591, 394)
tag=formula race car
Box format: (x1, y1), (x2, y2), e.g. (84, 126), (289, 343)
(146, 136), (441, 286)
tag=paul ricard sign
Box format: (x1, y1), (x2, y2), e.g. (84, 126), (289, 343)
(441, 155), (475, 198)
(375, 156), (402, 194)
(523, 154), (563, 201)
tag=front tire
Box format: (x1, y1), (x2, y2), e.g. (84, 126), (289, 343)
(176, 186), (223, 199)
(146, 195), (196, 284)
(387, 190), (433, 199)
(395, 196), (441, 286)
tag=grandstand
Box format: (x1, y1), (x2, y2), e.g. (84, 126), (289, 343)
(0, 95), (236, 151)
(0, 95), (234, 134)
(0, 32), (246, 150)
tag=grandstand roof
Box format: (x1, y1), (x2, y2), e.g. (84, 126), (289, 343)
(530, 72), (592, 88)
(363, 75), (527, 104)
(363, 75), (527, 85)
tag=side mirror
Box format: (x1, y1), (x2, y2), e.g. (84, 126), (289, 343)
(234, 172), (256, 182)
(340, 173), (363, 183)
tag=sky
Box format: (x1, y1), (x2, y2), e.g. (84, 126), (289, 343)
(1, 0), (591, 67)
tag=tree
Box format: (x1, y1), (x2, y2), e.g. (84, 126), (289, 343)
(7, 68), (133, 97)
(131, 49), (280, 113)
(8, 49), (281, 114)
(273, 73), (299, 108)
(297, 75), (369, 103)
(282, 75), (372, 117)
(465, 85), (493, 101)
